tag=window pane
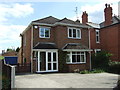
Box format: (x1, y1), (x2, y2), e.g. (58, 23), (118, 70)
(48, 53), (51, 62)
(72, 55), (76, 62)
(66, 54), (70, 63)
(48, 63), (51, 70)
(53, 52), (56, 61)
(77, 52), (80, 54)
(73, 29), (76, 38)
(77, 30), (80, 38)
(45, 28), (49, 37)
(72, 52), (76, 54)
(40, 28), (44, 37)
(81, 55), (85, 62)
(53, 63), (57, 70)
(77, 55), (80, 62)
(96, 36), (99, 42)
(69, 29), (72, 37)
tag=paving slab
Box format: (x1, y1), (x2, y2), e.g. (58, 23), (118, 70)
(15, 73), (119, 88)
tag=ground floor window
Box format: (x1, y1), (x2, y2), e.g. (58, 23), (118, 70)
(66, 52), (86, 64)
(94, 49), (101, 53)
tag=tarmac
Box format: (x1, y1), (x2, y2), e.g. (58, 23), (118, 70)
(15, 73), (119, 88)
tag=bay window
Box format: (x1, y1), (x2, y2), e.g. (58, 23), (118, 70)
(66, 52), (86, 63)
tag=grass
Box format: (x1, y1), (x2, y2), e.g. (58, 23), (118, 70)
(0, 56), (4, 60)
(80, 69), (104, 74)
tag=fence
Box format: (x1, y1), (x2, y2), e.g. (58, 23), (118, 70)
(16, 63), (31, 73)
(1, 59), (15, 89)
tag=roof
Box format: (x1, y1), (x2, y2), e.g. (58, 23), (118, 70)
(2, 51), (18, 57)
(32, 16), (60, 24)
(99, 16), (120, 28)
(63, 43), (89, 49)
(32, 16), (88, 27)
(33, 42), (57, 49)
(21, 16), (90, 35)
(87, 22), (100, 29)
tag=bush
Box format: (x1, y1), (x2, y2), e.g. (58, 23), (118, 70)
(91, 51), (112, 70)
(108, 61), (120, 74)
(80, 69), (104, 74)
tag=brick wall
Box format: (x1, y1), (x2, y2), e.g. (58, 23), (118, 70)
(90, 23), (120, 62)
(22, 27), (32, 64)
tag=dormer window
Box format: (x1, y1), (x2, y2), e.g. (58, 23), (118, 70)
(39, 27), (50, 38)
(68, 27), (81, 39)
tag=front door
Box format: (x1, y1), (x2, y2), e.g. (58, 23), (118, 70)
(37, 51), (58, 72)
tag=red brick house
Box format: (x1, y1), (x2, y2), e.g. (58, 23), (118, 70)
(87, 4), (120, 62)
(20, 16), (92, 73)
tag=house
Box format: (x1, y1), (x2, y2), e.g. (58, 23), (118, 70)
(19, 15), (92, 73)
(87, 4), (120, 62)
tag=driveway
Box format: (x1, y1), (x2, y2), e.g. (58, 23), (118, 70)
(15, 73), (119, 88)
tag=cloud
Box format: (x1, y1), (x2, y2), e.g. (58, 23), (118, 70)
(0, 25), (26, 52)
(0, 3), (34, 24)
(0, 3), (34, 53)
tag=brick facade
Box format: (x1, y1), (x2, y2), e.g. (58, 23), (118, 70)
(20, 16), (91, 73)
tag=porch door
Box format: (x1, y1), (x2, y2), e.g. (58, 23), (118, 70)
(37, 51), (58, 72)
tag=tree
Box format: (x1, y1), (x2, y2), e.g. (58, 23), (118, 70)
(16, 47), (20, 52)
(7, 48), (13, 52)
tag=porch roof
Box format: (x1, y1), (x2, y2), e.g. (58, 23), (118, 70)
(62, 43), (92, 51)
(33, 42), (57, 49)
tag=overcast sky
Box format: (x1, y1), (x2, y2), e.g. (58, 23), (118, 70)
(0, 0), (119, 53)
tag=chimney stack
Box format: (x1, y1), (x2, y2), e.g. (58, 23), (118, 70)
(82, 11), (88, 24)
(104, 3), (112, 26)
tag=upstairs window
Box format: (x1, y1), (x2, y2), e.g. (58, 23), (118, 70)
(39, 27), (50, 38)
(68, 28), (81, 39)
(96, 30), (100, 43)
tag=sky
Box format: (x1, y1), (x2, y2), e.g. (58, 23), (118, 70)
(0, 0), (119, 53)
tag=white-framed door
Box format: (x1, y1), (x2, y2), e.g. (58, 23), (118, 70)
(37, 50), (58, 72)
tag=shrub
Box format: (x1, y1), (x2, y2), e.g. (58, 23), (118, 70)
(108, 61), (120, 74)
(80, 69), (104, 74)
(91, 51), (112, 70)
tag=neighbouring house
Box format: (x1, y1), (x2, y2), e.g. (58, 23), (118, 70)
(19, 15), (92, 73)
(2, 50), (18, 57)
(87, 4), (120, 62)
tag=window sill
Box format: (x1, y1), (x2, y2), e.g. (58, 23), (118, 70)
(39, 37), (50, 39)
(68, 37), (81, 40)
(96, 42), (100, 44)
(66, 62), (86, 64)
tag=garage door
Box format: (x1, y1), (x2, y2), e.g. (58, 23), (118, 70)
(4, 56), (18, 65)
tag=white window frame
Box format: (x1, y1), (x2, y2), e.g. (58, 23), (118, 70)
(68, 27), (81, 39)
(94, 49), (101, 53)
(36, 50), (58, 73)
(96, 29), (100, 43)
(66, 51), (86, 64)
(39, 27), (50, 38)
